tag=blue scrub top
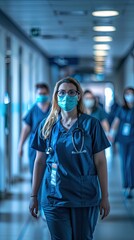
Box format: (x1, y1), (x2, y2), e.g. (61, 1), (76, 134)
(90, 107), (108, 122)
(31, 113), (110, 208)
(23, 103), (51, 159)
(116, 106), (134, 143)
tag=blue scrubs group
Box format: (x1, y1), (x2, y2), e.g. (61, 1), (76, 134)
(32, 113), (110, 240)
(116, 106), (134, 189)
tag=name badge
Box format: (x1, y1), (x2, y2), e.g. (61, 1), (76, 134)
(51, 163), (57, 186)
(122, 123), (131, 136)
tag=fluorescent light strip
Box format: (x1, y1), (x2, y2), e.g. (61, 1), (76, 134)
(93, 44), (110, 50)
(93, 36), (113, 42)
(93, 26), (116, 32)
(95, 65), (104, 69)
(92, 10), (119, 17)
(94, 56), (106, 61)
(93, 50), (108, 56)
(95, 62), (105, 66)
(95, 69), (104, 73)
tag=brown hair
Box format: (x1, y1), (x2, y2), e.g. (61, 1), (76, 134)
(83, 89), (98, 111)
(123, 86), (134, 108)
(35, 83), (50, 93)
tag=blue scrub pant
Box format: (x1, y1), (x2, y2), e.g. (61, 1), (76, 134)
(43, 206), (99, 240)
(119, 142), (134, 189)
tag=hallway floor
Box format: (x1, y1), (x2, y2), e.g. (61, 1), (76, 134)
(0, 147), (134, 240)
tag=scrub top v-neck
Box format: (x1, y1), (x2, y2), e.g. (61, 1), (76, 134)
(31, 113), (110, 208)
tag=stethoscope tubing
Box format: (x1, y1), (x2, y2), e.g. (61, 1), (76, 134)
(46, 114), (86, 155)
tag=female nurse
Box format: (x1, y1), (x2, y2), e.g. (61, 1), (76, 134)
(83, 90), (110, 134)
(29, 77), (110, 240)
(109, 87), (134, 198)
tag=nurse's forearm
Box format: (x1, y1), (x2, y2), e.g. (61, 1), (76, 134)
(94, 151), (109, 198)
(97, 160), (109, 198)
(31, 153), (46, 196)
(19, 124), (31, 146)
(101, 119), (110, 133)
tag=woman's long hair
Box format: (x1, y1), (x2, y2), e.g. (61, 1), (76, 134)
(42, 77), (84, 139)
(83, 90), (98, 112)
(123, 87), (134, 109)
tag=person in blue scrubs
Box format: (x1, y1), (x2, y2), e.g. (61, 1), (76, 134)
(29, 77), (110, 240)
(18, 83), (51, 212)
(107, 96), (120, 126)
(109, 87), (134, 198)
(18, 83), (50, 175)
(83, 90), (110, 134)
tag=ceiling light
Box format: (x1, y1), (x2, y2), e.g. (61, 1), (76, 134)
(95, 61), (105, 66)
(93, 36), (113, 42)
(95, 68), (104, 72)
(94, 56), (106, 61)
(95, 67), (104, 72)
(93, 50), (108, 56)
(92, 10), (119, 17)
(95, 69), (104, 73)
(93, 44), (110, 50)
(93, 26), (116, 32)
(94, 62), (105, 66)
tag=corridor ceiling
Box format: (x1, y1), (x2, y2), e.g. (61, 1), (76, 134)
(0, 0), (134, 75)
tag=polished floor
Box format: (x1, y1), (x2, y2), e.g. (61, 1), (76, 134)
(0, 146), (134, 240)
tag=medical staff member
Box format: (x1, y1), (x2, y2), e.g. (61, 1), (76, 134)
(18, 83), (51, 213)
(109, 87), (134, 198)
(29, 77), (110, 240)
(83, 90), (110, 133)
(18, 83), (50, 175)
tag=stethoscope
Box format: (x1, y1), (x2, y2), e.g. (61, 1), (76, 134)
(71, 127), (87, 154)
(45, 114), (87, 155)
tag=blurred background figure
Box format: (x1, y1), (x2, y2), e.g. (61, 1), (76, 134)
(109, 87), (134, 198)
(96, 95), (104, 109)
(108, 96), (120, 126)
(18, 82), (51, 215)
(83, 90), (110, 134)
(107, 96), (120, 153)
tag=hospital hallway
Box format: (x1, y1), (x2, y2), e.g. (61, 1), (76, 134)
(0, 1), (134, 239)
(0, 146), (134, 240)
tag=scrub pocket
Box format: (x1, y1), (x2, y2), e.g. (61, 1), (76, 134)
(80, 175), (100, 202)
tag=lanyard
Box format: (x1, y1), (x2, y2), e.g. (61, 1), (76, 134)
(123, 108), (133, 122)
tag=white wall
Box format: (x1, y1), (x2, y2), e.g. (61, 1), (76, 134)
(11, 35), (20, 176)
(0, 24), (50, 193)
(0, 26), (6, 193)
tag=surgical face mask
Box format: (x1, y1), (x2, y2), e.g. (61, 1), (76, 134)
(83, 99), (95, 108)
(57, 95), (78, 112)
(124, 94), (134, 103)
(36, 95), (49, 103)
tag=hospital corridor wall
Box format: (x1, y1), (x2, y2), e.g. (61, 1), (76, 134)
(0, 22), (50, 196)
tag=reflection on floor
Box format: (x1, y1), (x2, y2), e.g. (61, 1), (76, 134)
(0, 146), (134, 240)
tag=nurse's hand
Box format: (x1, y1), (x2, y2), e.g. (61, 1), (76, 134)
(100, 197), (110, 220)
(29, 196), (38, 218)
